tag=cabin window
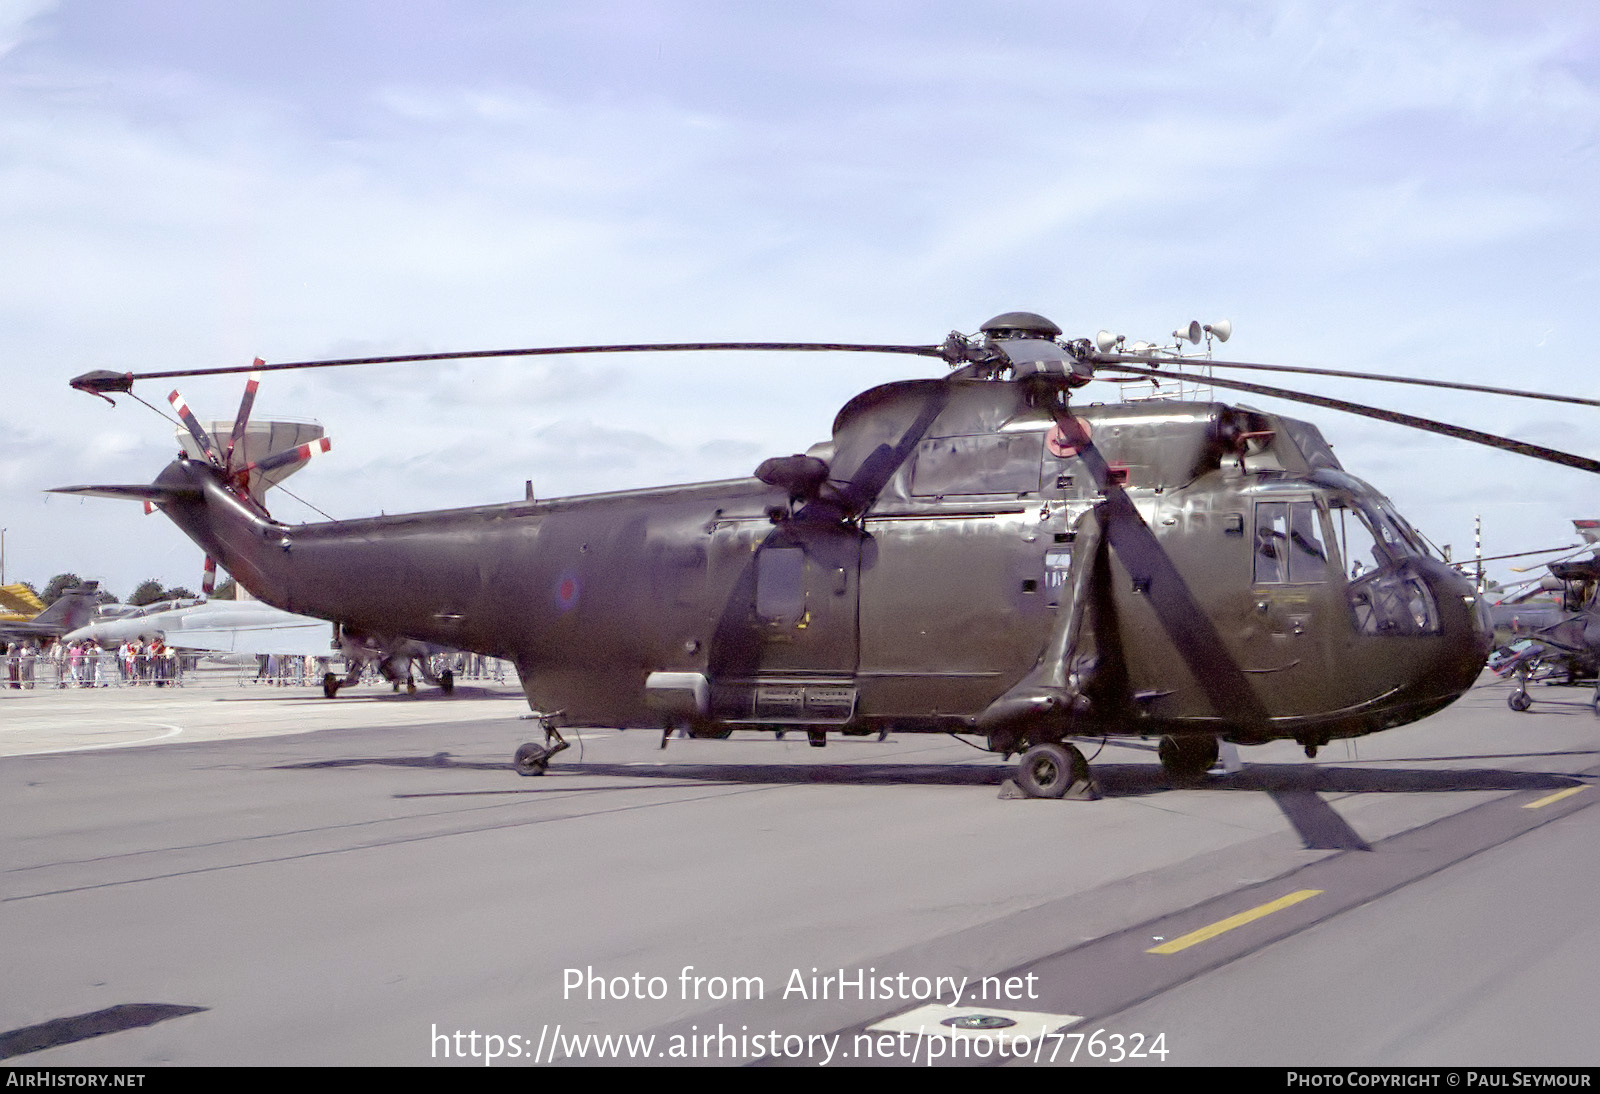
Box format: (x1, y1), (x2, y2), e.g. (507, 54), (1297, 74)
(911, 432), (1044, 497)
(756, 547), (806, 625)
(1044, 547), (1073, 606)
(1253, 501), (1332, 584)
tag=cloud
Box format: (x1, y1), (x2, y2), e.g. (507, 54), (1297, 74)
(0, 0), (56, 56)
(5, 1), (1600, 597)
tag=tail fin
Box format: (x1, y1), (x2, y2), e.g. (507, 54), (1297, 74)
(31, 582), (102, 633)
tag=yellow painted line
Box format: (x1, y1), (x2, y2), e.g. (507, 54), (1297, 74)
(1147, 889), (1322, 954)
(1524, 786), (1587, 810)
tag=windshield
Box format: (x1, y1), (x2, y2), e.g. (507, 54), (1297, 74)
(1330, 495), (1431, 572)
(1329, 497), (1442, 636)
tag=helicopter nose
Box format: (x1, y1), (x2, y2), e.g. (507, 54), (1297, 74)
(1427, 562), (1494, 680)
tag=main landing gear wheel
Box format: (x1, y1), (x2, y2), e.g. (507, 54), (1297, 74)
(1509, 690), (1532, 712)
(440, 670), (454, 696)
(323, 672), (340, 699)
(514, 742), (551, 776)
(1016, 742), (1090, 799)
(1158, 735), (1220, 782)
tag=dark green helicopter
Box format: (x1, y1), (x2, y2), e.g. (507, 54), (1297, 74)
(59, 312), (1600, 798)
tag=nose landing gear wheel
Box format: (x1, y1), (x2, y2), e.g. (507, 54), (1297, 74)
(513, 717), (572, 777)
(1016, 742), (1092, 799)
(1509, 690), (1532, 712)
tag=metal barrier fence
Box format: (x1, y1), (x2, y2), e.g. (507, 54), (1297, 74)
(5, 648), (186, 689)
(5, 651), (511, 691)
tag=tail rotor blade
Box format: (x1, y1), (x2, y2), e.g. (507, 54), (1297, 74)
(240, 437), (332, 478)
(223, 360), (265, 472)
(169, 389), (221, 466)
(202, 557), (217, 596)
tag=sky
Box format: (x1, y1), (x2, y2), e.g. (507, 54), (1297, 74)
(2, 1), (1598, 600)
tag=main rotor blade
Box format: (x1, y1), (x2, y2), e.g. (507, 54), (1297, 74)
(1095, 353), (1600, 409)
(71, 341), (945, 392)
(1453, 544), (1581, 567)
(1105, 364), (1600, 475)
(1510, 542), (1595, 572)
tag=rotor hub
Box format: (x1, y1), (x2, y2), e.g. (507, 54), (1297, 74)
(979, 312), (1062, 340)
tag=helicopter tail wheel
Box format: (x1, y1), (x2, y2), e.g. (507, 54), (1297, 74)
(1016, 742), (1092, 800)
(1509, 689), (1533, 712)
(1158, 735), (1220, 782)
(513, 742), (550, 776)
(322, 672), (340, 699)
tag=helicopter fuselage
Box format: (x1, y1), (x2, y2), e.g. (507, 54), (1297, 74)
(150, 378), (1492, 756)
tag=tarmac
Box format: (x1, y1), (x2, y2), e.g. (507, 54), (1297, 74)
(0, 661), (526, 757)
(3, 665), (1597, 1066)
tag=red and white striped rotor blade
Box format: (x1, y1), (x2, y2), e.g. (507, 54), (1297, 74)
(240, 436), (332, 476)
(169, 388), (221, 465)
(223, 360), (265, 472)
(202, 556), (217, 595)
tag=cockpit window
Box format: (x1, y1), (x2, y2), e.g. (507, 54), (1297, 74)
(1349, 571), (1440, 636)
(1331, 497), (1434, 573)
(1322, 497), (1443, 635)
(1333, 504), (1386, 578)
(1254, 501), (1333, 584)
(1376, 499), (1433, 558)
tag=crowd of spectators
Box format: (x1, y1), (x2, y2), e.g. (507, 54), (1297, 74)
(7, 639), (509, 690)
(5, 637), (184, 688)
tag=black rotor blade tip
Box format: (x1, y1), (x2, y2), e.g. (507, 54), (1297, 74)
(70, 370), (135, 396)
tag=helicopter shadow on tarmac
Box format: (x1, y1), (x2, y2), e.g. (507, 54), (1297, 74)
(274, 745), (1595, 853)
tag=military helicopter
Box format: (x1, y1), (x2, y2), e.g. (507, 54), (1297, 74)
(1491, 521), (1600, 712)
(56, 312), (1600, 798)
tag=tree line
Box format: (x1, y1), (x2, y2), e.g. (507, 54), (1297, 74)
(15, 573), (238, 607)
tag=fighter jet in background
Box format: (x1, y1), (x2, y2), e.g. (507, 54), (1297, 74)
(0, 583), (101, 647)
